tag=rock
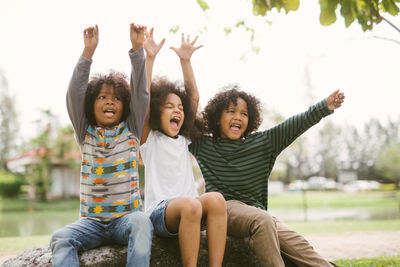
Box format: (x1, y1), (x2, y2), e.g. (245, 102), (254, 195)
(2, 233), (261, 267)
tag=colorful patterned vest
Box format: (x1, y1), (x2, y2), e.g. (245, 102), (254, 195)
(79, 122), (142, 221)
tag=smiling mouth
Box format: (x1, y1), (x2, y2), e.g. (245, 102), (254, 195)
(230, 123), (241, 131)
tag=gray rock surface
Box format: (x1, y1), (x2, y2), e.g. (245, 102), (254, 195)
(2, 233), (261, 267)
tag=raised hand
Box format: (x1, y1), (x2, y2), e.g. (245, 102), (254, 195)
(144, 28), (166, 59)
(82, 25), (98, 59)
(325, 89), (345, 110)
(130, 23), (147, 51)
(170, 33), (203, 61)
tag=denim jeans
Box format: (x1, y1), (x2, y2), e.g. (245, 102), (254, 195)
(50, 211), (153, 267)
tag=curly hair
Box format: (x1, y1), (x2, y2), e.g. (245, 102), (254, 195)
(202, 85), (262, 139)
(149, 76), (200, 139)
(84, 71), (131, 126)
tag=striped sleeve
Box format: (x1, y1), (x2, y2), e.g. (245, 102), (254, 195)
(266, 100), (333, 155)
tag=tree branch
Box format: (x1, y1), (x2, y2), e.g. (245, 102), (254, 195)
(381, 16), (400, 34)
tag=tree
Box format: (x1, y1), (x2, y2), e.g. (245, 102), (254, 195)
(315, 120), (342, 179)
(197, 0), (400, 32)
(376, 142), (400, 188)
(0, 70), (18, 170)
(27, 109), (57, 201)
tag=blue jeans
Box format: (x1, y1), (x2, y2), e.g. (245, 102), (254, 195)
(50, 212), (153, 267)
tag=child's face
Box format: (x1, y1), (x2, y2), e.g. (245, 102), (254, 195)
(94, 85), (123, 128)
(160, 93), (184, 138)
(219, 97), (248, 140)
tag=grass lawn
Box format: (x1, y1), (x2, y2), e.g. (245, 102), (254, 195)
(0, 235), (51, 253)
(285, 219), (400, 235)
(333, 255), (400, 266)
(0, 197), (79, 212)
(268, 190), (399, 209)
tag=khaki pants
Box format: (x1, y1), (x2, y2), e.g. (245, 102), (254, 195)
(227, 200), (332, 267)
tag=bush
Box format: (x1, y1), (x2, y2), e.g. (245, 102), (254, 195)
(380, 183), (396, 191)
(0, 171), (24, 198)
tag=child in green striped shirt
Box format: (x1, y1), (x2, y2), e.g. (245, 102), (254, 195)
(190, 87), (344, 267)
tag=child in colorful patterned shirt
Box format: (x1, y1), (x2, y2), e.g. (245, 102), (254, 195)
(189, 87), (344, 267)
(139, 29), (227, 267)
(50, 23), (153, 267)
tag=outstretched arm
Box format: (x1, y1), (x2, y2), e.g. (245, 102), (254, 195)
(267, 89), (345, 154)
(170, 34), (203, 130)
(127, 23), (149, 140)
(140, 28), (165, 145)
(67, 25), (99, 146)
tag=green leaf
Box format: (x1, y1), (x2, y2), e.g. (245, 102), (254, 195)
(340, 0), (356, 27)
(283, 0), (300, 13)
(252, 0), (268, 16)
(196, 0), (209, 12)
(169, 25), (180, 34)
(224, 27), (232, 36)
(236, 20), (245, 27)
(319, 0), (339, 26)
(382, 0), (400, 16)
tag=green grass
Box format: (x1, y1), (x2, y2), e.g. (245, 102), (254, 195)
(0, 197), (79, 212)
(333, 255), (400, 266)
(285, 219), (400, 235)
(269, 191), (399, 209)
(0, 235), (50, 253)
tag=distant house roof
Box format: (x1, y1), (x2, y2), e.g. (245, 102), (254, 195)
(7, 148), (81, 173)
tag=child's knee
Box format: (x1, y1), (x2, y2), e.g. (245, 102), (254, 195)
(181, 198), (202, 219)
(252, 212), (276, 232)
(205, 192), (227, 210)
(50, 229), (78, 251)
(127, 212), (153, 233)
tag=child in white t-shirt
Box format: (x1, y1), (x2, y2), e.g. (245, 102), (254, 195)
(140, 29), (227, 267)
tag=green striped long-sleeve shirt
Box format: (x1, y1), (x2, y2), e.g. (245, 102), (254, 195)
(189, 100), (333, 210)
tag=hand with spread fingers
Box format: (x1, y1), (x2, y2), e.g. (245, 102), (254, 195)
(144, 27), (166, 60)
(170, 33), (203, 62)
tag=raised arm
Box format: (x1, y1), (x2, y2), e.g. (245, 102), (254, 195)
(140, 28), (165, 145)
(127, 23), (151, 139)
(267, 89), (345, 154)
(170, 34), (203, 130)
(66, 25), (99, 146)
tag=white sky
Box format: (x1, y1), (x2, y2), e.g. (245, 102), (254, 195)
(1, 0), (399, 143)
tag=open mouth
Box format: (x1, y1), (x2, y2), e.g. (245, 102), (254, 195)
(104, 109), (115, 118)
(170, 117), (181, 130)
(230, 123), (241, 131)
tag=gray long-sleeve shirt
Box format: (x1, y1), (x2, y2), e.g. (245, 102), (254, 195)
(66, 48), (149, 221)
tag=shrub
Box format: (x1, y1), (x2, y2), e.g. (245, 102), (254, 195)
(0, 171), (25, 198)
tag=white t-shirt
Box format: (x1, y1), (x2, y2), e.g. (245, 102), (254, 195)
(140, 130), (199, 214)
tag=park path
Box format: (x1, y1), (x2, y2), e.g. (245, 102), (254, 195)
(305, 230), (400, 261)
(1, 231), (400, 265)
